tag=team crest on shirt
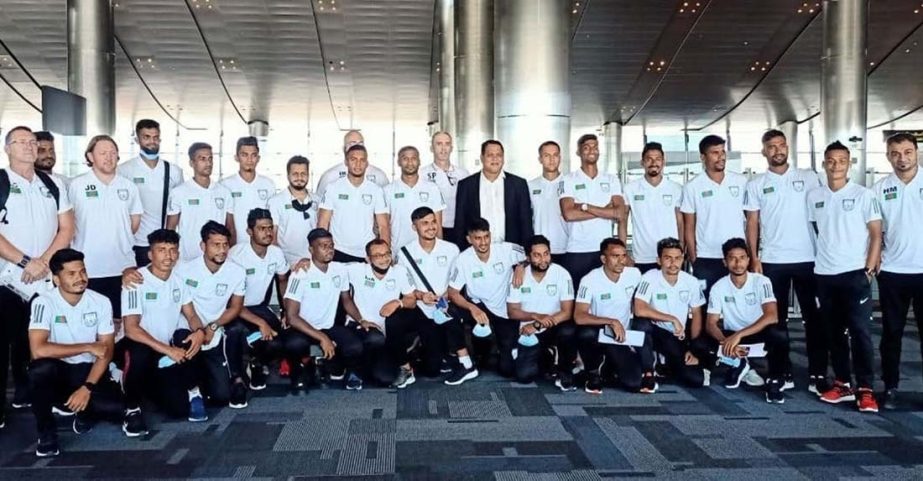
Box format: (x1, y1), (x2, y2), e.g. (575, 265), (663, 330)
(215, 197), (225, 209)
(333, 275), (343, 287)
(625, 286), (635, 297)
(216, 283), (228, 296)
(745, 292), (757, 305)
(729, 186), (740, 197)
(39, 186), (52, 198)
(362, 194), (373, 205)
(172, 289), (181, 303)
(842, 199), (855, 211)
(793, 180), (804, 192)
(679, 290), (690, 302)
(118, 189), (129, 201)
(600, 182), (611, 193)
(492, 262), (504, 274)
(386, 279), (396, 290)
(437, 255), (448, 266)
(258, 189), (269, 200)
(420, 192), (430, 202)
(82, 312), (99, 327)
(546, 284), (557, 296)
(367, 174), (377, 182)
(662, 194), (673, 205)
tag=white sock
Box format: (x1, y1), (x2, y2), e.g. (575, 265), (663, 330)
(459, 355), (473, 369)
(187, 387), (201, 400)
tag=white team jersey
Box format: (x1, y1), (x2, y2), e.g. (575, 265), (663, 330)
(174, 257), (246, 323)
(347, 263), (415, 328)
(284, 261), (349, 330)
(806, 182), (881, 275)
(319, 177), (389, 258)
(221, 172), (276, 245)
(707, 273), (776, 332)
(634, 269), (705, 332)
(167, 179), (233, 262)
(560, 168), (623, 253)
(744, 167), (821, 264)
(624, 177), (683, 263)
(0, 168), (72, 258)
(267, 189), (317, 265)
(229, 243), (288, 306)
(121, 267), (193, 345)
(506, 264), (574, 324)
(396, 238), (460, 319)
(118, 156), (185, 246)
(315, 162), (389, 201)
(30, 288), (114, 364)
(449, 242), (526, 318)
(528, 175), (569, 255)
(68, 171), (143, 278)
(384, 178), (446, 251)
(576, 266), (642, 325)
(421, 162), (469, 228)
(680, 171), (748, 259)
(874, 171), (923, 273)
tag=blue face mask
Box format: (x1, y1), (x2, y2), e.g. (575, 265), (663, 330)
(472, 323), (492, 338)
(518, 334), (539, 347)
(433, 308), (452, 325)
(139, 149), (159, 160)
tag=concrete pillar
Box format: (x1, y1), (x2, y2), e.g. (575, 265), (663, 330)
(778, 120), (799, 167)
(822, 0), (868, 184)
(454, 0), (493, 171)
(494, 0), (570, 179)
(438, 0), (456, 136)
(67, 0), (115, 137)
(604, 122), (622, 179)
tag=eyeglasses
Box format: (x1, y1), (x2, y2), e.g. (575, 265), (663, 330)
(370, 252), (392, 259)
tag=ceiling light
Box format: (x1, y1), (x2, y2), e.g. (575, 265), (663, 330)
(216, 58), (239, 71)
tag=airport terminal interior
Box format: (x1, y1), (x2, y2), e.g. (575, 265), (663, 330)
(1, 0), (923, 479)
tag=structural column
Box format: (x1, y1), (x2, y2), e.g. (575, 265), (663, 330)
(438, 0), (456, 137)
(454, 0), (493, 171)
(603, 122), (622, 179)
(67, 0), (115, 137)
(821, 0), (868, 184)
(778, 120), (799, 167)
(494, 0), (570, 179)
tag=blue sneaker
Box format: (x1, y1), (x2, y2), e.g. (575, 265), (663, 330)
(188, 395), (208, 422)
(345, 372), (363, 391)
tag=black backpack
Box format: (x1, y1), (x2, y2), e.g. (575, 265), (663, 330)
(0, 169), (61, 223)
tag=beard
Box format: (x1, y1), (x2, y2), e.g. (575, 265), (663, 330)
(371, 264), (390, 276)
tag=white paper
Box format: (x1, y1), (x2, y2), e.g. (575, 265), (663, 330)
(597, 327), (645, 347)
(0, 261), (54, 302)
(740, 343), (766, 358)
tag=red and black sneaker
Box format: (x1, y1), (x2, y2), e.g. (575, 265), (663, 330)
(820, 380), (855, 404)
(856, 388), (879, 413)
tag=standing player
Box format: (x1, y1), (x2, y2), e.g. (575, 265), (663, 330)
(529, 142), (569, 265)
(268, 156), (317, 266)
(222, 137), (276, 245)
(421, 132), (469, 245)
(385, 146), (446, 250)
(315, 130), (389, 199)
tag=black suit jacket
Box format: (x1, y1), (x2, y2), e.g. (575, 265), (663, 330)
(453, 171), (534, 249)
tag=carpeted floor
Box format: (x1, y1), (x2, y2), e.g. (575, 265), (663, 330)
(1, 321), (922, 480)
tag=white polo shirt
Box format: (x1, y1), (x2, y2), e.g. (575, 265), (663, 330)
(449, 242), (526, 318)
(316, 162), (389, 200)
(744, 167), (820, 264)
(347, 263), (415, 328)
(385, 177), (446, 250)
(319, 177), (389, 258)
(680, 171), (748, 259)
(174, 256), (246, 324)
(634, 269), (705, 332)
(221, 172), (276, 245)
(707, 273), (776, 332)
(267, 189), (317, 265)
(396, 238), (460, 319)
(479, 172), (507, 243)
(576, 266), (642, 325)
(506, 264), (574, 322)
(560, 168), (623, 253)
(806, 182), (881, 275)
(121, 267), (192, 345)
(0, 168), (72, 258)
(529, 175), (569, 255)
(167, 179), (233, 262)
(30, 288), (114, 364)
(624, 177), (683, 263)
(284, 260), (349, 330)
(874, 171), (923, 274)
(118, 157), (185, 247)
(421, 162), (469, 228)
(229, 242), (288, 306)
(68, 171), (144, 278)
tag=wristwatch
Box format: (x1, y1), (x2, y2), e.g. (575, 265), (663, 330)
(532, 321), (543, 329)
(580, 203), (589, 212)
(207, 322), (219, 332)
(17, 254), (32, 268)
(82, 381), (96, 392)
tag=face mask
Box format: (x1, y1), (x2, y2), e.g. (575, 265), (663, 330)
(433, 308), (452, 325)
(518, 333), (539, 347)
(472, 323), (492, 338)
(139, 148), (159, 160)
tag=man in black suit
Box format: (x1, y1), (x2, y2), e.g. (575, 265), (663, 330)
(453, 140), (533, 249)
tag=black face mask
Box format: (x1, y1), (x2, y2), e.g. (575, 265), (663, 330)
(291, 199), (313, 220)
(371, 264), (390, 276)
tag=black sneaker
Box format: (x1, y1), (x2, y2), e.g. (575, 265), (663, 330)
(122, 409), (149, 437)
(0, 409), (5, 429)
(585, 371), (603, 394)
(12, 387), (31, 409)
(765, 378), (785, 404)
(781, 373), (795, 391)
(723, 358), (750, 389)
(345, 372), (364, 391)
(444, 365), (479, 386)
(35, 431), (59, 457)
(229, 382), (248, 409)
(881, 389), (899, 411)
(640, 373), (658, 394)
(249, 362), (268, 391)
(73, 415), (94, 434)
(808, 375), (830, 396)
(555, 370), (577, 392)
(329, 367), (346, 381)
(440, 358), (454, 374)
(52, 405), (75, 417)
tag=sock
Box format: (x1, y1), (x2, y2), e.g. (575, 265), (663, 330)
(187, 387), (201, 400)
(459, 355), (473, 369)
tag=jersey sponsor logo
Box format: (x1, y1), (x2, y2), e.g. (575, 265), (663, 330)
(729, 186), (740, 197)
(792, 180), (804, 192)
(437, 255), (448, 266)
(338, 194), (349, 200)
(472, 270), (484, 279)
(310, 281), (321, 289)
(633, 194), (645, 201)
(185, 279), (199, 288)
(333, 275), (343, 287)
(575, 183), (586, 190)
(546, 284), (557, 296)
(362, 194), (373, 205)
(216, 283), (228, 296)
(600, 182), (610, 192)
(419, 191), (430, 202)
(188, 198), (200, 205)
(814, 201), (824, 208)
(246, 267), (256, 275)
(427, 172), (437, 181)
(701, 190), (714, 198)
(133, 177), (145, 184)
(600, 293), (611, 300)
(54, 315), (67, 324)
(679, 290), (690, 302)
(258, 189), (268, 200)
(656, 293), (668, 300)
(118, 189), (129, 201)
(215, 197), (225, 209)
(492, 262), (504, 274)
(885, 192), (898, 201)
(762, 186), (775, 194)
(532, 189), (542, 195)
(231, 192), (243, 198)
(339, 171), (347, 178)
(521, 287), (532, 293)
(82, 312), (98, 327)
(842, 199), (855, 211)
(145, 292), (158, 301)
(85, 184), (99, 198)
(386, 279), (396, 290)
(723, 296), (735, 303)
(172, 288), (181, 303)
(394, 192), (405, 199)
(745, 292), (757, 305)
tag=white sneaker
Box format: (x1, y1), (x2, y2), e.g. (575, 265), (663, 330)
(702, 369), (711, 387)
(743, 369), (765, 387)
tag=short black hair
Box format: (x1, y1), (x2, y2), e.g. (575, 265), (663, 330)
(480, 140), (504, 156)
(600, 237), (626, 253)
(761, 129), (785, 144)
(236, 136), (259, 155)
(200, 221), (231, 243)
(308, 227), (333, 245)
(721, 237), (750, 258)
(188, 142), (212, 160)
(824, 140), (850, 157)
(577, 134), (597, 149)
(286, 155), (309, 173)
(886, 132), (918, 150)
(641, 142), (663, 158)
(538, 140), (560, 155)
(365, 238), (390, 256)
(699, 135), (726, 155)
(247, 208), (272, 230)
(397, 145), (419, 159)
(345, 144), (367, 157)
(49, 248), (84, 276)
(466, 217), (491, 234)
(4, 125), (32, 145)
(34, 131), (54, 143)
(526, 235), (551, 256)
(148, 228), (180, 247)
(135, 119), (159, 138)
(411, 206), (435, 223)
(656, 237), (684, 258)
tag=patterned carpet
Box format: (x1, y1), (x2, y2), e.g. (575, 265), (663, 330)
(1, 321), (922, 481)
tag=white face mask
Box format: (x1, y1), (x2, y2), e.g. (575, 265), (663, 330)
(472, 323), (492, 338)
(518, 333), (539, 347)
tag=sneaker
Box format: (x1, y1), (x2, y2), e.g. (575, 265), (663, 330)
(52, 405), (75, 417)
(444, 365), (479, 386)
(702, 369), (711, 387)
(765, 379), (785, 404)
(881, 389), (899, 411)
(856, 388), (879, 413)
(279, 359), (291, 377)
(249, 362), (268, 391)
(781, 373), (795, 391)
(72, 415), (94, 434)
(345, 372), (364, 391)
(724, 358), (751, 389)
(440, 358), (454, 374)
(12, 388), (31, 409)
(819, 380), (855, 404)
(188, 395), (208, 422)
(122, 409), (149, 437)
(392, 367), (416, 389)
(329, 367), (346, 381)
(743, 369), (765, 387)
(555, 370), (577, 392)
(35, 431), (59, 457)
(584, 371), (603, 394)
(808, 375), (830, 396)
(289, 361), (306, 392)
(229, 382), (248, 409)
(0, 410), (5, 429)
(640, 373), (658, 394)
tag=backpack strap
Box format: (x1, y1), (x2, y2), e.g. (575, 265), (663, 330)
(33, 170), (60, 210)
(161, 161), (171, 228)
(0, 169), (10, 223)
